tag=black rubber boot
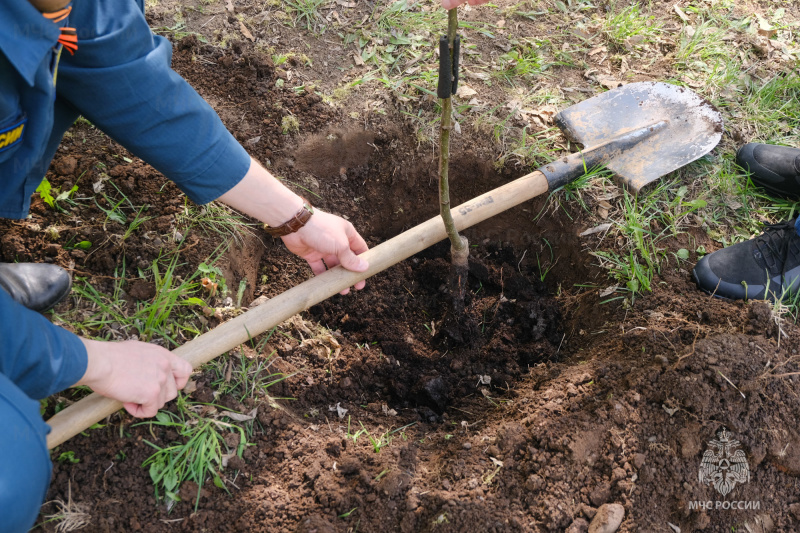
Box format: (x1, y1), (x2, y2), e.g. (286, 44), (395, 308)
(0, 263), (72, 313)
(693, 219), (800, 301)
(736, 143), (800, 198)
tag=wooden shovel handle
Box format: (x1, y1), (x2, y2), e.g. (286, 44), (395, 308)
(46, 171), (548, 449)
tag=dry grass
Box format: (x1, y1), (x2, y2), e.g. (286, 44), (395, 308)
(44, 482), (92, 533)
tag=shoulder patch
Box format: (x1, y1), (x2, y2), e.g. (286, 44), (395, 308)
(0, 116), (27, 153)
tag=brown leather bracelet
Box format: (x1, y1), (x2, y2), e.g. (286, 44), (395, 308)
(263, 198), (314, 237)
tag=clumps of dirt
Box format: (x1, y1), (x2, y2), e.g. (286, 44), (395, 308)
(169, 34), (337, 169)
(294, 129), (376, 179)
(306, 244), (564, 417)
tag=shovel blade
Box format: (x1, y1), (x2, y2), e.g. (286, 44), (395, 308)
(555, 82), (724, 193)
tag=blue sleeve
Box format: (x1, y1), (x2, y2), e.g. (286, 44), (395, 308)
(0, 290), (87, 400)
(55, 0), (250, 205)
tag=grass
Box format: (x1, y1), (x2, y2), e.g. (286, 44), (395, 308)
(586, 177), (713, 303)
(137, 395), (248, 511)
(62, 251), (211, 345)
(285, 0), (328, 33)
(344, 416), (416, 453)
(42, 482), (92, 533)
(175, 200), (255, 246)
(95, 189), (153, 243)
(495, 41), (547, 84)
(209, 342), (290, 403)
(600, 3), (662, 47)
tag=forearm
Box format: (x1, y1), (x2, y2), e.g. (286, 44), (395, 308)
(217, 157), (306, 226)
(58, 0), (251, 205)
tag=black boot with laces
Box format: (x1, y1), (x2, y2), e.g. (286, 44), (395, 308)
(693, 219), (800, 301)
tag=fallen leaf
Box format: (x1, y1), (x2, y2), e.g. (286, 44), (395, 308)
(286, 315), (314, 338)
(598, 206), (609, 219)
(756, 14), (776, 38)
(673, 4), (689, 22)
(579, 223), (612, 236)
(353, 53), (364, 66)
(594, 191), (620, 202)
(456, 84), (477, 98)
(336, 0), (355, 6)
(221, 408), (258, 422)
(225, 0), (234, 12)
(328, 402), (348, 418)
(769, 39), (785, 51)
(249, 294), (269, 307)
(465, 70), (490, 81)
(239, 20), (254, 41)
(183, 380), (198, 394)
(588, 45), (607, 56)
(531, 104), (558, 124)
(599, 285), (618, 297)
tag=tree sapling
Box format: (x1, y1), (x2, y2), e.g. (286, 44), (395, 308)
(438, 8), (469, 318)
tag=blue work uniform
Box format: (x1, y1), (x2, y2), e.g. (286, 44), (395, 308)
(0, 1), (250, 530)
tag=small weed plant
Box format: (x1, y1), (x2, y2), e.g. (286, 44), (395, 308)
(210, 347), (290, 403)
(65, 252), (211, 345)
(137, 395), (248, 511)
(600, 3), (661, 46)
(36, 177), (80, 212)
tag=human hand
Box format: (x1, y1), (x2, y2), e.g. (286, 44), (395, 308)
(281, 210), (370, 295)
(441, 0), (489, 9)
(76, 339), (193, 418)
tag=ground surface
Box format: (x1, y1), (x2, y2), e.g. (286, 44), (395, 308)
(10, 0), (800, 532)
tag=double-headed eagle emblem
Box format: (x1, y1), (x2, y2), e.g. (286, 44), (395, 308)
(699, 428), (750, 496)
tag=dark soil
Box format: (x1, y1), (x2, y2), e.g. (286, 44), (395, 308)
(8, 1), (800, 532)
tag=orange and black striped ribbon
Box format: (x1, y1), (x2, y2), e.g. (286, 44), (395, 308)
(42, 7), (71, 23)
(57, 28), (78, 55)
(42, 6), (78, 55)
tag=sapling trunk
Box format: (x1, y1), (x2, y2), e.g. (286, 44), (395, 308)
(439, 8), (469, 316)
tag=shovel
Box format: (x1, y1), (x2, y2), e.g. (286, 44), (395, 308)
(46, 82), (723, 448)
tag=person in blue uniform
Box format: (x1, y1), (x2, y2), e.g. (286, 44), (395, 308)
(1, 1), (370, 530)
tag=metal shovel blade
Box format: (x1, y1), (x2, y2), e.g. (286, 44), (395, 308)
(555, 82), (724, 193)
